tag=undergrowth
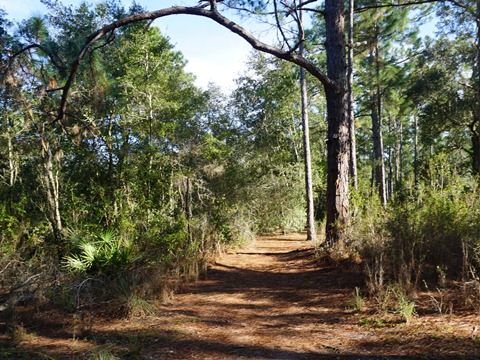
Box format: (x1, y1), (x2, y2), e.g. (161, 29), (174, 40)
(348, 160), (480, 312)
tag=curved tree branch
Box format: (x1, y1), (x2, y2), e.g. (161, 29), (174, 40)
(56, 5), (336, 122)
(10, 43), (66, 72)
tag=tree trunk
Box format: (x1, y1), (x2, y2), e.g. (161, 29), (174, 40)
(414, 115), (419, 185)
(395, 118), (402, 187)
(347, 0), (357, 190)
(387, 115), (393, 199)
(185, 176), (193, 242)
(472, 124), (480, 175)
(370, 40), (387, 206)
(371, 100), (386, 205)
(324, 0), (349, 247)
(40, 133), (63, 242)
(7, 128), (17, 188)
(299, 10), (317, 242)
(473, 2), (480, 176)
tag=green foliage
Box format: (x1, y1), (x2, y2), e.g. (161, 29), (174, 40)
(352, 156), (480, 294)
(346, 287), (366, 312)
(226, 52), (326, 233)
(392, 288), (416, 323)
(64, 230), (137, 276)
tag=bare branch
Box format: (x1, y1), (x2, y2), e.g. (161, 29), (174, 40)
(302, 7), (325, 15)
(274, 0), (294, 50)
(57, 5), (336, 122)
(298, 0), (320, 7)
(355, 0), (441, 12)
(355, 0), (475, 14)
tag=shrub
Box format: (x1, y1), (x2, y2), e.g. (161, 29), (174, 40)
(351, 162), (480, 295)
(64, 230), (138, 276)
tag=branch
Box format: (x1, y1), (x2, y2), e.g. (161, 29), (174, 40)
(274, 0), (291, 48)
(9, 43), (66, 71)
(302, 7), (325, 15)
(297, 0), (319, 8)
(57, 5), (336, 121)
(291, 0), (325, 16)
(355, 0), (442, 12)
(447, 0), (475, 12)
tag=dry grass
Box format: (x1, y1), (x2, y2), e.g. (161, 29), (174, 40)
(1, 234), (480, 359)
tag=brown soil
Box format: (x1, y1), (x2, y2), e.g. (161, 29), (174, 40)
(2, 234), (480, 359)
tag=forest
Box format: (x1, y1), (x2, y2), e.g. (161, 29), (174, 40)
(1, 0), (480, 358)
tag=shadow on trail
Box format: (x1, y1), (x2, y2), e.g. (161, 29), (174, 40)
(3, 238), (480, 359)
(5, 324), (479, 360)
(183, 250), (364, 308)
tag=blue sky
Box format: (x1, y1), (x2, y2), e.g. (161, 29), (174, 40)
(0, 0), (438, 90)
(0, 0), (260, 90)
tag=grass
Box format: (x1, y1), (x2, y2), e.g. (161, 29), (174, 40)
(0, 349), (54, 360)
(9, 324), (37, 345)
(88, 349), (120, 360)
(394, 290), (416, 323)
(346, 287), (366, 312)
(174, 316), (198, 324)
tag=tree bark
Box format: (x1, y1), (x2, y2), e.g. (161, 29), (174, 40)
(347, 0), (358, 190)
(473, 2), (480, 176)
(40, 132), (63, 242)
(371, 98), (387, 205)
(387, 115), (393, 199)
(414, 115), (419, 185)
(324, 0), (350, 247)
(7, 128), (17, 188)
(472, 124), (480, 175)
(370, 39), (387, 206)
(299, 10), (317, 242)
(395, 117), (402, 186)
(300, 67), (317, 242)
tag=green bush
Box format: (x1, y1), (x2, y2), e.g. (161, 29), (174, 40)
(64, 230), (138, 276)
(351, 162), (480, 294)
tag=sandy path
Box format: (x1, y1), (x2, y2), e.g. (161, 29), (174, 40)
(5, 234), (480, 359)
(139, 234), (479, 360)
(144, 234), (368, 359)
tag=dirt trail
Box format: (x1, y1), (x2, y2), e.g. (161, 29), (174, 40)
(3, 234), (480, 359)
(148, 234), (363, 359)
(134, 234), (360, 359)
(140, 234), (479, 359)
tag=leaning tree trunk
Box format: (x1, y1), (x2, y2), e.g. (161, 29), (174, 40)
(324, 0), (350, 247)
